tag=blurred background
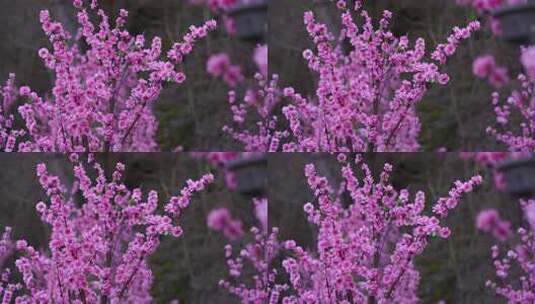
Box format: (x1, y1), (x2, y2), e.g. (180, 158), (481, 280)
(268, 153), (524, 303)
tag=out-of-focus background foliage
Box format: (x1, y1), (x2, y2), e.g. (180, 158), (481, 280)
(270, 0), (521, 151)
(269, 153), (520, 303)
(0, 153), (258, 303)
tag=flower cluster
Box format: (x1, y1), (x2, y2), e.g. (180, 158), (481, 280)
(202, 42), (274, 151)
(207, 208), (244, 240)
(486, 199), (535, 303)
(0, 154), (214, 303)
(454, 0), (535, 152)
(223, 73), (285, 151)
(521, 46), (535, 80)
(487, 48), (535, 151)
(454, 0), (507, 36)
(461, 152), (510, 167)
(253, 197), (268, 232)
(226, 0), (480, 152)
(220, 155), (482, 303)
(476, 209), (511, 241)
(253, 45), (268, 77)
(0, 0), (216, 152)
(220, 224), (289, 304)
(219, 225), (283, 304)
(473, 54), (509, 88)
(206, 53), (244, 87)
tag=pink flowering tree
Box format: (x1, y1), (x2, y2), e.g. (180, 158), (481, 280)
(0, 0), (216, 152)
(194, 0), (269, 151)
(485, 199), (535, 302)
(191, 151), (271, 303)
(459, 152), (535, 301)
(487, 47), (535, 151)
(224, 0), (480, 152)
(0, 154), (214, 303)
(203, 42), (274, 151)
(220, 155), (483, 303)
(223, 73), (285, 151)
(216, 198), (279, 304)
(453, 0), (535, 151)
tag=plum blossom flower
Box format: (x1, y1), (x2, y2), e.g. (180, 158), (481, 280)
(476, 209), (511, 241)
(521, 45), (535, 80)
(1, 0), (216, 152)
(473, 55), (509, 88)
(206, 53), (244, 87)
(220, 156), (482, 303)
(253, 44), (268, 77)
(0, 155), (214, 302)
(207, 207), (244, 240)
(225, 0), (480, 152)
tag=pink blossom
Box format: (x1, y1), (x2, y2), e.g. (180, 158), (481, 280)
(486, 200), (535, 303)
(206, 53), (244, 87)
(222, 15), (236, 35)
(475, 152), (509, 166)
(473, 55), (496, 78)
(489, 17), (502, 36)
(207, 53), (231, 77)
(207, 208), (232, 230)
(521, 46), (535, 80)
(493, 172), (506, 191)
(488, 72), (535, 151)
(525, 202), (535, 231)
(254, 198), (267, 231)
(223, 220), (244, 240)
(253, 44), (268, 77)
(472, 0), (505, 11)
(225, 1), (480, 152)
(476, 209), (511, 241)
(191, 152), (263, 190)
(472, 55), (509, 88)
(477, 209), (501, 231)
(207, 207), (244, 240)
(489, 66), (510, 88)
